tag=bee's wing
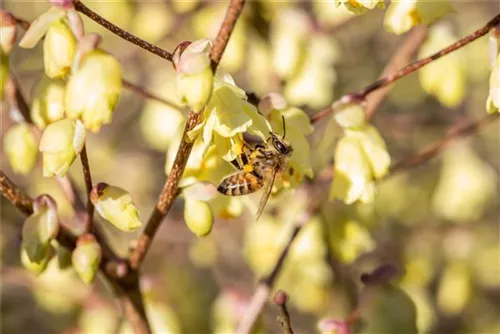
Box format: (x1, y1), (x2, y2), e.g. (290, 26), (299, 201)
(255, 167), (279, 221)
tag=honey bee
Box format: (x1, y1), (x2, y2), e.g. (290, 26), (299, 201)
(217, 117), (293, 220)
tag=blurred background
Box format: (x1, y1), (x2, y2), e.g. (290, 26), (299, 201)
(1, 1), (499, 333)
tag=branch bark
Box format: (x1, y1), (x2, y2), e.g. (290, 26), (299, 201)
(73, 0), (173, 61)
(311, 13), (500, 123)
(129, 0), (247, 270)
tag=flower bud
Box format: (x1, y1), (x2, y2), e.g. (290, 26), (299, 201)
(65, 50), (122, 132)
(72, 233), (102, 284)
(30, 75), (66, 129)
(183, 197), (214, 237)
(43, 19), (76, 78)
(487, 54), (500, 113)
(90, 183), (142, 232)
(21, 245), (54, 275)
(333, 101), (366, 129)
(0, 11), (17, 54)
(22, 195), (59, 263)
(39, 118), (86, 177)
(174, 39), (214, 113)
(4, 123), (38, 175)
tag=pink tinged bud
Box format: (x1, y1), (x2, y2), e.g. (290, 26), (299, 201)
(4, 123), (38, 175)
(0, 10), (17, 54)
(22, 195), (59, 263)
(49, 0), (75, 10)
(273, 290), (289, 305)
(39, 118), (86, 177)
(72, 233), (102, 284)
(91, 183), (142, 232)
(318, 319), (351, 334)
(175, 39), (214, 113)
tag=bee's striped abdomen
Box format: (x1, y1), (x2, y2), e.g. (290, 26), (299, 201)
(217, 172), (263, 196)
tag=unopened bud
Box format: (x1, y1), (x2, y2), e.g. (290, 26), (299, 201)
(39, 118), (86, 177)
(30, 75), (66, 129)
(4, 123), (38, 175)
(43, 19), (77, 78)
(22, 195), (59, 263)
(21, 245), (54, 275)
(184, 197), (214, 237)
(174, 39), (213, 113)
(91, 183), (142, 232)
(72, 233), (102, 284)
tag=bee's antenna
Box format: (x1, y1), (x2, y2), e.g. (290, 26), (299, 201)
(281, 115), (286, 139)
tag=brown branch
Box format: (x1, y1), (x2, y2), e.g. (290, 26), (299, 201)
(273, 291), (294, 334)
(390, 113), (500, 173)
(79, 145), (94, 232)
(0, 171), (33, 216)
(365, 26), (428, 120)
(0, 168), (151, 333)
(210, 0), (246, 71)
(237, 209), (312, 334)
(129, 0), (247, 271)
(311, 12), (500, 123)
(73, 0), (172, 62)
(122, 79), (182, 109)
(5, 74), (32, 123)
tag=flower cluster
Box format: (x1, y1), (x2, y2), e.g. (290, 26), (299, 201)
(329, 102), (391, 204)
(11, 5), (123, 178)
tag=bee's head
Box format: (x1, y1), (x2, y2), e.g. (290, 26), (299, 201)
(269, 116), (292, 155)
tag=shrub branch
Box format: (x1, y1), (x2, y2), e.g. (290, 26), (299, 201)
(311, 12), (500, 122)
(73, 0), (173, 61)
(128, 0), (247, 270)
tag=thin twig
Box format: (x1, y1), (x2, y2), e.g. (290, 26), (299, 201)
(238, 111), (500, 333)
(210, 0), (246, 71)
(73, 0), (173, 61)
(390, 113), (500, 173)
(311, 12), (500, 123)
(0, 168), (151, 333)
(128, 0), (247, 271)
(122, 79), (182, 109)
(365, 26), (428, 120)
(237, 210), (312, 334)
(273, 291), (294, 334)
(0, 171), (33, 216)
(5, 74), (32, 123)
(79, 144), (94, 232)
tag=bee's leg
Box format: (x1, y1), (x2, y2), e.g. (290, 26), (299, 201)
(229, 158), (243, 170)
